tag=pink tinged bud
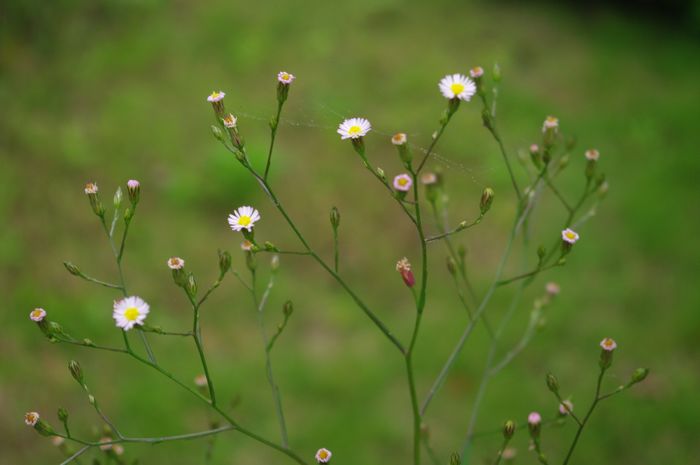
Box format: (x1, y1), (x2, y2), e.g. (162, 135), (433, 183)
(527, 412), (541, 425)
(585, 149), (600, 161)
(600, 337), (617, 351)
(469, 66), (484, 79)
(559, 400), (574, 415)
(24, 412), (40, 426)
(545, 282), (560, 296)
(396, 257), (415, 288)
(277, 71), (295, 84)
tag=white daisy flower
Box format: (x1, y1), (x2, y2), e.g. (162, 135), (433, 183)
(167, 257), (185, 270)
(438, 74), (476, 101)
(559, 399), (574, 415)
(337, 117), (371, 140)
(84, 182), (98, 194)
(24, 412), (40, 426)
(223, 114), (237, 128)
(469, 66), (484, 79)
(228, 206), (261, 232)
(29, 308), (46, 322)
(542, 116), (559, 133)
(391, 133), (407, 145)
(207, 91), (225, 103)
(113, 296), (150, 331)
(561, 228), (579, 244)
(393, 174), (413, 192)
(315, 448), (332, 463)
(277, 71), (295, 84)
(600, 337), (617, 351)
(585, 149), (600, 161)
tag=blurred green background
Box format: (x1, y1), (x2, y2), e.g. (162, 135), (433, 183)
(2, 0), (699, 464)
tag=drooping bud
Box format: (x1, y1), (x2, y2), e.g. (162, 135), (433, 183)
(546, 372), (559, 394)
(218, 249), (231, 276)
(396, 257), (415, 288)
(63, 261), (81, 276)
(126, 180), (140, 205)
(503, 420), (516, 439)
(68, 360), (84, 386)
(480, 187), (494, 215)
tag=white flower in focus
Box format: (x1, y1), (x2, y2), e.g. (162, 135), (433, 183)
(438, 74), (476, 101)
(585, 149), (600, 161)
(167, 257), (185, 270)
(24, 412), (40, 426)
(228, 206), (261, 232)
(337, 118), (371, 140)
(84, 182), (98, 194)
(600, 337), (617, 351)
(561, 228), (580, 244)
(393, 174), (413, 192)
(207, 91), (225, 102)
(223, 114), (237, 128)
(391, 133), (407, 145)
(315, 448), (332, 463)
(559, 399), (574, 415)
(30, 308), (46, 322)
(113, 296), (150, 331)
(277, 71), (295, 84)
(469, 66), (484, 78)
(542, 116), (559, 133)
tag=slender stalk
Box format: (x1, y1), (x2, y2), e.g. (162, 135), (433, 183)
(264, 102), (284, 181)
(187, 293), (217, 406)
(561, 368), (606, 465)
(333, 226), (339, 273)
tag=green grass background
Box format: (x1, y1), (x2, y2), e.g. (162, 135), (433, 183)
(1, 0), (699, 464)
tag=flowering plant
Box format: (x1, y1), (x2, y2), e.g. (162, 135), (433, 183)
(26, 66), (647, 465)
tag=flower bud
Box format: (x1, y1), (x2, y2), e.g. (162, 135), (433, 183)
(63, 261), (81, 276)
(396, 257), (415, 288)
(527, 412), (541, 438)
(68, 360), (84, 386)
(207, 91), (226, 119)
(480, 187), (494, 215)
(123, 206), (134, 223)
(450, 452), (461, 465)
(34, 419), (56, 437)
(503, 420), (515, 439)
(271, 254), (280, 271)
(599, 337), (617, 370)
(264, 241), (279, 252)
(211, 124), (224, 142)
(168, 257), (187, 287)
(283, 300), (294, 317)
(126, 180), (140, 205)
(84, 182), (105, 218)
(276, 71), (294, 104)
(186, 273), (197, 297)
(57, 407), (69, 423)
(330, 206), (341, 230)
(492, 63), (502, 83)
(218, 249), (231, 276)
(629, 368), (649, 385)
(392, 133), (412, 167)
(546, 372), (559, 394)
(113, 187), (123, 210)
(446, 257), (457, 277)
(88, 394), (96, 406)
(376, 167), (386, 181)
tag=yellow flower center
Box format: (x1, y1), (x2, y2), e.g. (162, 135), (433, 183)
(565, 231), (577, 240)
(31, 310), (43, 319)
(398, 177), (408, 186)
(450, 83), (465, 95)
(25, 413), (37, 423)
(124, 307), (140, 321)
(318, 451), (329, 460)
(210, 91), (221, 99)
(238, 215), (252, 226)
(281, 73), (289, 80)
(348, 125), (362, 135)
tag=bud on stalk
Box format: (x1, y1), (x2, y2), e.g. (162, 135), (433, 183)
(546, 372), (559, 394)
(283, 300), (294, 317)
(503, 420), (515, 439)
(68, 360), (84, 386)
(126, 180), (140, 205)
(63, 262), (81, 277)
(218, 249), (231, 276)
(480, 187), (494, 215)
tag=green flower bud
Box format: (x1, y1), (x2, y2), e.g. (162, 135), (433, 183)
(480, 187), (495, 215)
(450, 452), (461, 465)
(446, 257), (457, 277)
(68, 360), (84, 385)
(186, 273), (197, 297)
(211, 125), (224, 141)
(492, 63), (502, 83)
(629, 368), (649, 386)
(264, 241), (279, 252)
(330, 206), (340, 230)
(546, 372), (559, 394)
(218, 249), (232, 276)
(270, 254), (280, 271)
(57, 407), (69, 423)
(245, 251), (257, 272)
(283, 300), (294, 317)
(63, 262), (81, 277)
(113, 187), (123, 210)
(503, 420), (515, 439)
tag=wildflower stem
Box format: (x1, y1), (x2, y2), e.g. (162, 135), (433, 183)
(264, 102), (284, 181)
(59, 445), (90, 465)
(333, 226), (339, 273)
(544, 175), (572, 212)
(561, 367), (607, 465)
(186, 293), (217, 406)
(415, 116), (451, 175)
(74, 274), (124, 290)
(423, 215), (483, 243)
(492, 437), (511, 465)
(496, 262), (563, 286)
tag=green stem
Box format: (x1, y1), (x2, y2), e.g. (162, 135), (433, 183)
(561, 368), (606, 465)
(187, 293), (217, 406)
(264, 102), (284, 181)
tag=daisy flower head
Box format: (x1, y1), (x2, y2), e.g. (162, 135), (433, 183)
(438, 73), (476, 101)
(223, 114), (237, 128)
(585, 149), (600, 161)
(30, 308), (46, 322)
(277, 71), (295, 84)
(393, 173), (413, 192)
(315, 448), (332, 464)
(167, 257), (185, 270)
(469, 66), (484, 79)
(561, 228), (580, 244)
(84, 182), (98, 195)
(207, 91), (225, 103)
(113, 296), (150, 331)
(228, 206), (261, 232)
(600, 337), (617, 352)
(126, 179), (140, 204)
(528, 411), (541, 426)
(24, 411), (40, 426)
(392, 133), (407, 146)
(337, 117), (371, 140)
(542, 116), (559, 133)
(559, 399), (574, 415)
